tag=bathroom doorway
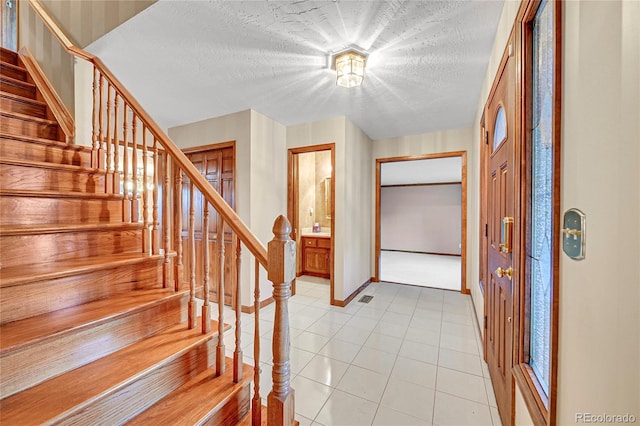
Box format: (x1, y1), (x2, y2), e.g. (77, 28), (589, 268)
(375, 151), (468, 293)
(288, 144), (335, 303)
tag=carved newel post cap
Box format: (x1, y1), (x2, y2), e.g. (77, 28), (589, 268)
(272, 215), (291, 240)
(268, 215), (296, 284)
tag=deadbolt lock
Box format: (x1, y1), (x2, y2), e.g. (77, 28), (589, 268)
(495, 266), (513, 280)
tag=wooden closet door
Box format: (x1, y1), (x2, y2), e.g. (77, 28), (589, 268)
(181, 146), (236, 307)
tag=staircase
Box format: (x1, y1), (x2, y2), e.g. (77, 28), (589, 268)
(0, 46), (253, 425)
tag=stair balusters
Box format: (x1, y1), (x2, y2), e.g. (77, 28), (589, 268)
(131, 116), (138, 222)
(122, 104), (130, 222)
(105, 82), (112, 176)
(253, 258), (262, 425)
(188, 181), (197, 329)
(163, 154), (171, 287)
(217, 217), (226, 375)
(91, 66), (98, 167)
(174, 168), (184, 289)
(202, 200), (211, 333)
(142, 129), (150, 253)
(152, 137), (159, 254)
(234, 236), (243, 383)
(112, 93), (119, 193)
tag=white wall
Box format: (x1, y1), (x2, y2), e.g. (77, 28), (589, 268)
(557, 0), (639, 421)
(473, 0), (640, 423)
(249, 110), (287, 306)
(381, 184), (462, 255)
(344, 118), (373, 298)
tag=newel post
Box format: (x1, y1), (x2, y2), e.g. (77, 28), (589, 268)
(267, 215), (296, 426)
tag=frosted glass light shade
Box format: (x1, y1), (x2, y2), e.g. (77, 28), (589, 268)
(335, 51), (365, 88)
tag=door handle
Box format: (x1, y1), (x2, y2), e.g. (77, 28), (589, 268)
(500, 217), (514, 253)
(495, 266), (513, 280)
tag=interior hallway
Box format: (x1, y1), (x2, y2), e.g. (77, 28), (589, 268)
(380, 250), (462, 292)
(207, 278), (500, 425)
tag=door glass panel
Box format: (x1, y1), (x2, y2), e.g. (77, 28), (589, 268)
(529, 0), (553, 396)
(493, 106), (507, 150)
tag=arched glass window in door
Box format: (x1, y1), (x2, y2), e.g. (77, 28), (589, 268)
(493, 106), (507, 150)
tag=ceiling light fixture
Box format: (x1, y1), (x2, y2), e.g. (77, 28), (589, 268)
(333, 49), (367, 88)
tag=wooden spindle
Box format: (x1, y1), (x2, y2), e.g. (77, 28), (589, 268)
(267, 216), (295, 426)
(98, 73), (104, 162)
(142, 128), (150, 253)
(112, 93), (120, 193)
(252, 258), (262, 426)
(105, 83), (113, 175)
(122, 104), (130, 222)
(188, 182), (196, 329)
(216, 217), (226, 376)
(131, 115), (139, 222)
(234, 235), (242, 383)
(174, 168), (184, 290)
(202, 200), (211, 333)
(91, 66), (98, 167)
(163, 154), (171, 287)
(152, 137), (159, 254)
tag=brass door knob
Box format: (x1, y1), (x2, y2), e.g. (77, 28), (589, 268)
(495, 266), (513, 280)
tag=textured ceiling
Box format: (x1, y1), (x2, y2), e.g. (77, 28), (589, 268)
(87, 0), (503, 140)
(381, 157), (462, 185)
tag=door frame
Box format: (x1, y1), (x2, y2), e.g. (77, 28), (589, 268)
(287, 143), (336, 303)
(374, 151), (468, 294)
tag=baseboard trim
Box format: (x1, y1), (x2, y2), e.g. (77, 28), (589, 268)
(381, 249), (461, 257)
(331, 277), (372, 307)
(241, 297), (274, 314)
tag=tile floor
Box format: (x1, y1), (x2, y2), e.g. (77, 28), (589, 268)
(210, 277), (501, 426)
(379, 251), (462, 292)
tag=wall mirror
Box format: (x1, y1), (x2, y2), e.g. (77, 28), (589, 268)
(324, 177), (331, 219)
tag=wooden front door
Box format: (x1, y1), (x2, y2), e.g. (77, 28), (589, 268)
(485, 36), (516, 425)
(181, 145), (236, 306)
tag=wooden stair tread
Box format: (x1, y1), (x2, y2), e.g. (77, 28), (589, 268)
(129, 357), (253, 425)
(0, 110), (58, 125)
(0, 320), (220, 425)
(0, 222), (143, 236)
(0, 188), (124, 199)
(0, 288), (184, 354)
(0, 252), (167, 287)
(0, 156), (105, 173)
(0, 131), (88, 149)
(0, 75), (35, 89)
(0, 90), (45, 106)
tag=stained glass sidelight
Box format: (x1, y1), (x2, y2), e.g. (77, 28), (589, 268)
(529, 0), (553, 395)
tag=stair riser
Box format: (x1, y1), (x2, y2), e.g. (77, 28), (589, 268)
(203, 384), (251, 426)
(0, 79), (36, 99)
(0, 163), (106, 194)
(0, 64), (27, 81)
(0, 114), (63, 141)
(0, 138), (92, 167)
(1, 95), (47, 118)
(0, 293), (188, 399)
(0, 196), (124, 226)
(0, 260), (165, 325)
(61, 338), (216, 425)
(1, 49), (18, 65)
(0, 229), (143, 268)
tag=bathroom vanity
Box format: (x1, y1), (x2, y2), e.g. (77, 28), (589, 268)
(301, 234), (331, 278)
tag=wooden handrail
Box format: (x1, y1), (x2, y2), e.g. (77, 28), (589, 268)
(28, 0), (268, 267)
